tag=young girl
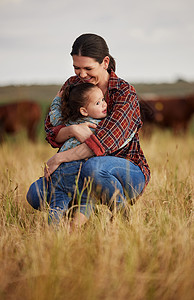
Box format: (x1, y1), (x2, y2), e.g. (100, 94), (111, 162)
(27, 83), (107, 224)
(50, 82), (107, 152)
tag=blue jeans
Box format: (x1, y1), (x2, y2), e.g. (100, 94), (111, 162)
(80, 156), (145, 210)
(26, 160), (92, 223)
(26, 157), (145, 223)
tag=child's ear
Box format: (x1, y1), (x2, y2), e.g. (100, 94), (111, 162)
(80, 107), (88, 117)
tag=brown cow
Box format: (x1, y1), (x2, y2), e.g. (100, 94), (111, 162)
(139, 94), (194, 135)
(0, 100), (41, 142)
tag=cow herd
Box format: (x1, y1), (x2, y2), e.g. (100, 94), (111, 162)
(139, 94), (194, 135)
(0, 94), (194, 143)
(0, 100), (41, 143)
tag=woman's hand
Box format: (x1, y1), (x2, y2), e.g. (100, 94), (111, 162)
(56, 90), (63, 97)
(55, 121), (97, 144)
(44, 153), (61, 180)
(72, 122), (97, 143)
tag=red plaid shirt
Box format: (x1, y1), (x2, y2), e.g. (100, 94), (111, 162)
(45, 70), (150, 186)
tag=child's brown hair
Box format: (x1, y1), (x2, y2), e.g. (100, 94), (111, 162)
(61, 83), (96, 122)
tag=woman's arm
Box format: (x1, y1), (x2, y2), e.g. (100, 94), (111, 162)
(45, 113), (65, 148)
(44, 143), (94, 179)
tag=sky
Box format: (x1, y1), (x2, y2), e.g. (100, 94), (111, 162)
(0, 0), (194, 86)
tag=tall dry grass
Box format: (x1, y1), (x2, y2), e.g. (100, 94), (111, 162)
(0, 131), (193, 300)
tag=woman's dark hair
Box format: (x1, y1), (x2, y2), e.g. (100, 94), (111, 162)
(70, 33), (116, 73)
(61, 83), (96, 122)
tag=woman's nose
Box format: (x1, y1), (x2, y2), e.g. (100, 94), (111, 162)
(80, 70), (87, 78)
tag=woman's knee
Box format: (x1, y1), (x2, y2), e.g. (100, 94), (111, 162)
(81, 157), (110, 180)
(81, 157), (99, 178)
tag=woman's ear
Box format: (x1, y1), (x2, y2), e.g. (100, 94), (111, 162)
(80, 107), (88, 117)
(102, 56), (110, 70)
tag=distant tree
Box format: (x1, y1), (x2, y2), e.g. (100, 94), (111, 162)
(176, 77), (188, 83)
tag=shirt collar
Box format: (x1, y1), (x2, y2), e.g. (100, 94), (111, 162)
(108, 69), (120, 91)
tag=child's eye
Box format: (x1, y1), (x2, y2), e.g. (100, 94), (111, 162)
(96, 101), (100, 105)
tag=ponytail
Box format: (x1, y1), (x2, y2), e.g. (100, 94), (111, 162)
(108, 54), (116, 72)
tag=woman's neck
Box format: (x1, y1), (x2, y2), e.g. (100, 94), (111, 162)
(98, 71), (110, 95)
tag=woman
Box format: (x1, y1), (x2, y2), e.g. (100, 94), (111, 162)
(27, 33), (150, 227)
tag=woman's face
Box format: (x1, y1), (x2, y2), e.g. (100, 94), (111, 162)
(72, 55), (109, 87)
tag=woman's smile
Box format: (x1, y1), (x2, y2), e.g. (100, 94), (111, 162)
(81, 76), (93, 82)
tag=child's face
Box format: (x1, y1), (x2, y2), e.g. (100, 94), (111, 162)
(80, 87), (107, 119)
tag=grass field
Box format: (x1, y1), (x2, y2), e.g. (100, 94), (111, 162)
(0, 130), (193, 300)
(0, 83), (193, 299)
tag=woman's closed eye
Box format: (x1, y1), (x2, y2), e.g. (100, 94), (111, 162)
(73, 66), (92, 71)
